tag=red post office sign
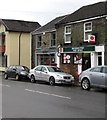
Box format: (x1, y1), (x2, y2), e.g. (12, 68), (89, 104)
(88, 35), (95, 44)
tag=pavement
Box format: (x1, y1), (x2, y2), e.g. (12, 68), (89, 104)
(0, 72), (4, 76)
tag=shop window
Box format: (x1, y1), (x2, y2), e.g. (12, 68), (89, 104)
(64, 26), (71, 43)
(73, 53), (82, 64)
(51, 32), (56, 47)
(62, 53), (71, 64)
(84, 22), (92, 41)
(37, 54), (55, 65)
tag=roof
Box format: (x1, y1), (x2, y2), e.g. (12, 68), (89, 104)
(56, 1), (107, 25)
(0, 19), (41, 33)
(32, 15), (68, 34)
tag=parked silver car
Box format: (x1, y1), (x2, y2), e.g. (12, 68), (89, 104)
(29, 65), (74, 85)
(79, 66), (107, 90)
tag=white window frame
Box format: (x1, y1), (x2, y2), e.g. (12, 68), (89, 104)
(64, 25), (71, 43)
(84, 22), (92, 41)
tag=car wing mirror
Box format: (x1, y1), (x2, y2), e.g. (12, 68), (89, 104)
(44, 70), (47, 73)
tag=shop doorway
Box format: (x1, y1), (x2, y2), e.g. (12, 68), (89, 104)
(82, 53), (91, 71)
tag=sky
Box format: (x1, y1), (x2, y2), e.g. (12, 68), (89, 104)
(0, 0), (105, 25)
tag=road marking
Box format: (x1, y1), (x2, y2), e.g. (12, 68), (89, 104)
(0, 84), (11, 87)
(25, 89), (71, 100)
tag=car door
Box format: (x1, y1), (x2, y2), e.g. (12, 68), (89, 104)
(41, 66), (49, 82)
(11, 66), (17, 78)
(34, 66), (42, 80)
(102, 67), (107, 88)
(7, 66), (16, 78)
(90, 67), (104, 87)
(6, 66), (13, 78)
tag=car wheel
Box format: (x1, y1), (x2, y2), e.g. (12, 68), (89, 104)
(16, 74), (19, 80)
(4, 73), (8, 79)
(49, 77), (55, 86)
(81, 78), (90, 90)
(31, 75), (36, 83)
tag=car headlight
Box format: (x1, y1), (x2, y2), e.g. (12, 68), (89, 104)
(56, 75), (63, 79)
(20, 71), (26, 75)
(71, 76), (74, 80)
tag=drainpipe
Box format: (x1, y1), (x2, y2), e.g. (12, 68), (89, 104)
(19, 32), (22, 65)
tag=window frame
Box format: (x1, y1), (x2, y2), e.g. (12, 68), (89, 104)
(84, 22), (92, 41)
(64, 25), (71, 43)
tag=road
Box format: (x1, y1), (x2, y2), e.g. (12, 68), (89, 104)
(0, 75), (106, 119)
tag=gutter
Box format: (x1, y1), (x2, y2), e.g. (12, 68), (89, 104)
(19, 32), (22, 65)
(66, 15), (107, 25)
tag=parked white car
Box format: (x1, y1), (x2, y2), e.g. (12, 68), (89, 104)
(29, 65), (74, 85)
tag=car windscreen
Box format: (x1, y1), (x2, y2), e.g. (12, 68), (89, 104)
(17, 66), (29, 72)
(47, 67), (62, 72)
(23, 66), (29, 72)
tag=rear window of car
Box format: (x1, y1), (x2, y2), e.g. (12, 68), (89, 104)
(47, 67), (62, 72)
(90, 67), (101, 72)
(102, 67), (107, 73)
(35, 66), (42, 71)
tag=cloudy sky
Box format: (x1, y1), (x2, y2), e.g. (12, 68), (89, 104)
(0, 0), (105, 25)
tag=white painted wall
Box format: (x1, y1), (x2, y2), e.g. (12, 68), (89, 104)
(91, 52), (97, 67)
(91, 45), (105, 67)
(55, 52), (60, 67)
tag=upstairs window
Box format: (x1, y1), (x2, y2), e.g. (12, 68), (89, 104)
(64, 26), (71, 43)
(36, 35), (42, 48)
(51, 32), (56, 47)
(0, 33), (5, 46)
(84, 22), (92, 41)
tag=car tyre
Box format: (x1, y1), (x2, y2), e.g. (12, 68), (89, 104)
(4, 73), (8, 79)
(49, 77), (55, 86)
(31, 75), (36, 83)
(81, 78), (90, 90)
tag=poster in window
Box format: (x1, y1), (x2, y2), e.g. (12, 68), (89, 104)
(62, 53), (71, 64)
(73, 53), (82, 64)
